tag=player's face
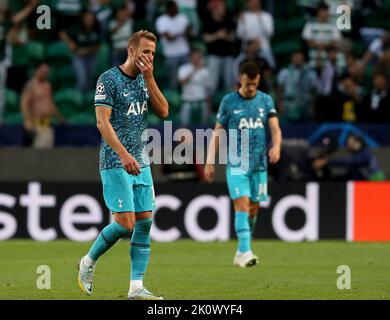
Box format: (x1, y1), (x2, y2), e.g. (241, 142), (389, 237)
(239, 74), (260, 98)
(132, 38), (156, 71)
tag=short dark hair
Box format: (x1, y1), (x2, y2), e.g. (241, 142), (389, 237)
(239, 61), (260, 79)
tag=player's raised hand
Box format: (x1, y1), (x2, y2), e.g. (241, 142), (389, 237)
(120, 152), (141, 175)
(136, 54), (154, 79)
(268, 145), (281, 164)
(204, 164), (215, 183)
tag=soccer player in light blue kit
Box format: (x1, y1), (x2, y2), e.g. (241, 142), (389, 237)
(77, 30), (169, 299)
(204, 61), (282, 267)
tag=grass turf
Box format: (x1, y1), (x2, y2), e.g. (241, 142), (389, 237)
(0, 240), (389, 300)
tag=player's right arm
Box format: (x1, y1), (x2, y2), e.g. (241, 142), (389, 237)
(95, 106), (140, 175)
(204, 96), (229, 182)
(204, 122), (224, 183)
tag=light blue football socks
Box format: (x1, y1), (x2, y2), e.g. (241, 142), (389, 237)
(130, 218), (152, 281)
(248, 215), (257, 236)
(235, 212), (251, 253)
(87, 222), (129, 261)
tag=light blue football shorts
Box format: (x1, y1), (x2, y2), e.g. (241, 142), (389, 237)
(226, 167), (268, 203)
(100, 166), (155, 213)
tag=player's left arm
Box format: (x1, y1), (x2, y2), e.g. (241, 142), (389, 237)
(137, 54), (169, 119)
(268, 116), (282, 164)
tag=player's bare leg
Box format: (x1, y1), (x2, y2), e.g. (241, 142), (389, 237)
(232, 197), (259, 267)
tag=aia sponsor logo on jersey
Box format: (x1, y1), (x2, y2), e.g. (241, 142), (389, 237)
(238, 117), (264, 129)
(127, 101), (148, 116)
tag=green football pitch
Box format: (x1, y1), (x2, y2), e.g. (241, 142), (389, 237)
(0, 240), (389, 300)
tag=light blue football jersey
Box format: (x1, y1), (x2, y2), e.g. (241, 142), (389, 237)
(94, 66), (150, 171)
(216, 90), (277, 172)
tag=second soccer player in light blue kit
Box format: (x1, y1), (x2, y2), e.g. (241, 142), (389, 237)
(77, 30), (169, 299)
(205, 61), (282, 268)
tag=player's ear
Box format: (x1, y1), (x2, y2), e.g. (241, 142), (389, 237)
(128, 46), (135, 58)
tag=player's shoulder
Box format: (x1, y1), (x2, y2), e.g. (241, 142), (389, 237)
(97, 66), (120, 84)
(256, 90), (271, 99)
(221, 91), (239, 105)
(256, 91), (277, 114)
(256, 90), (274, 102)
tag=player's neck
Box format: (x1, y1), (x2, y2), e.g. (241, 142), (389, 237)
(238, 90), (256, 100)
(119, 60), (139, 78)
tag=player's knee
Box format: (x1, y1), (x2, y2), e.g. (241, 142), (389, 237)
(114, 213), (135, 231)
(117, 220), (135, 231)
(233, 197), (250, 213)
(135, 218), (152, 233)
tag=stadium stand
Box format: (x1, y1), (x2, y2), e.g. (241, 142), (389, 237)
(0, 0), (389, 144)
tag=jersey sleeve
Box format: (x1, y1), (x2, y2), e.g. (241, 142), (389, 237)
(216, 96), (230, 127)
(266, 94), (277, 118)
(94, 73), (115, 108)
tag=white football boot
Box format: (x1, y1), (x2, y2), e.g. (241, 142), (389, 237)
(128, 287), (164, 300)
(233, 251), (259, 268)
(77, 256), (96, 295)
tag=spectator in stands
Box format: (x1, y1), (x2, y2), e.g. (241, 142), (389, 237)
(10, 0), (39, 37)
(362, 30), (390, 66)
(176, 0), (200, 37)
(0, 3), (9, 123)
(315, 45), (345, 121)
(237, 0), (275, 68)
(302, 2), (343, 70)
(277, 49), (317, 124)
(202, 0), (236, 95)
(109, 5), (133, 66)
(89, 0), (113, 42)
(359, 73), (390, 123)
(374, 45), (390, 85)
(156, 0), (191, 90)
(20, 62), (65, 149)
(178, 47), (211, 126)
(313, 134), (385, 181)
(232, 39), (272, 93)
(345, 52), (364, 84)
(316, 45), (344, 96)
(331, 72), (364, 122)
(6, 5), (32, 93)
(61, 11), (101, 92)
(55, 0), (85, 39)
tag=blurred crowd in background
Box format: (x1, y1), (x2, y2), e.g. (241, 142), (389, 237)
(0, 0), (389, 181)
(0, 0), (389, 127)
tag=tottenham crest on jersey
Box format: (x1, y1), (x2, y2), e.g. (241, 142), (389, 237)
(143, 86), (150, 99)
(259, 108), (265, 117)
